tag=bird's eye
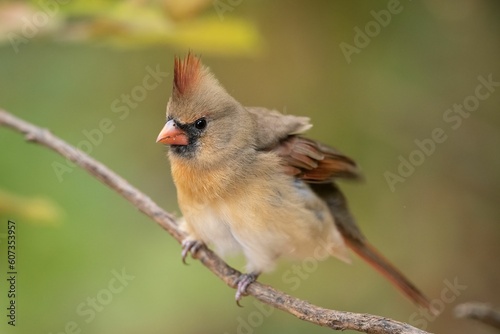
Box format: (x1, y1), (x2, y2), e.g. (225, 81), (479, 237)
(194, 118), (207, 130)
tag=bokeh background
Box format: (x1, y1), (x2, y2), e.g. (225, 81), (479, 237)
(1, 1), (499, 333)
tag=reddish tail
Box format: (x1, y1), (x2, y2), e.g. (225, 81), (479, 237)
(346, 239), (431, 310)
(310, 183), (432, 311)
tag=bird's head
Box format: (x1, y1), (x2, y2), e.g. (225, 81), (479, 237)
(156, 53), (255, 167)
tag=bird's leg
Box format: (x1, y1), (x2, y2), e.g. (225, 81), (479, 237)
(235, 272), (260, 306)
(181, 239), (204, 264)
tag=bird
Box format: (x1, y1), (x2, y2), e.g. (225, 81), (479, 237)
(156, 52), (431, 310)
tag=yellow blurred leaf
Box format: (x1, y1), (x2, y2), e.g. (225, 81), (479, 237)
(104, 1), (174, 32)
(167, 16), (263, 56)
(0, 0), (263, 56)
(0, 189), (64, 226)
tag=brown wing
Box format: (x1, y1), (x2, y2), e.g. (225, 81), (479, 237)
(272, 136), (362, 182)
(247, 106), (361, 182)
(246, 106), (312, 148)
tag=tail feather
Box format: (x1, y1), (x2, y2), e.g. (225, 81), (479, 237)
(310, 182), (433, 311)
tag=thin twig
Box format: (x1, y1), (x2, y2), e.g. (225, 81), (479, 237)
(455, 302), (500, 330)
(0, 109), (431, 334)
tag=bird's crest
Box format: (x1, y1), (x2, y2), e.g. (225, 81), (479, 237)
(173, 52), (202, 95)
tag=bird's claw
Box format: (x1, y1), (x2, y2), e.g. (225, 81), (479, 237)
(235, 273), (259, 307)
(181, 239), (203, 264)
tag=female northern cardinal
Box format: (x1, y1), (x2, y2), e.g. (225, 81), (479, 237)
(156, 52), (431, 309)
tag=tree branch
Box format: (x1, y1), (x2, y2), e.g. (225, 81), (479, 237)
(0, 109), (431, 334)
(454, 302), (500, 330)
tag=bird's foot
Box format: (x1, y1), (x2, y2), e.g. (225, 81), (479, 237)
(235, 272), (259, 306)
(181, 239), (204, 264)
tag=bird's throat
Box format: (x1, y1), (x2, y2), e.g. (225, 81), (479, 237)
(170, 158), (242, 204)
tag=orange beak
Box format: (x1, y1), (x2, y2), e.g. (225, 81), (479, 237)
(156, 120), (189, 145)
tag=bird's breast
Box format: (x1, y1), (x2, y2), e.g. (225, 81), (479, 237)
(182, 201), (242, 256)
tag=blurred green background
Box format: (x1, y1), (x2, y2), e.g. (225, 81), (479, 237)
(1, 1), (500, 333)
